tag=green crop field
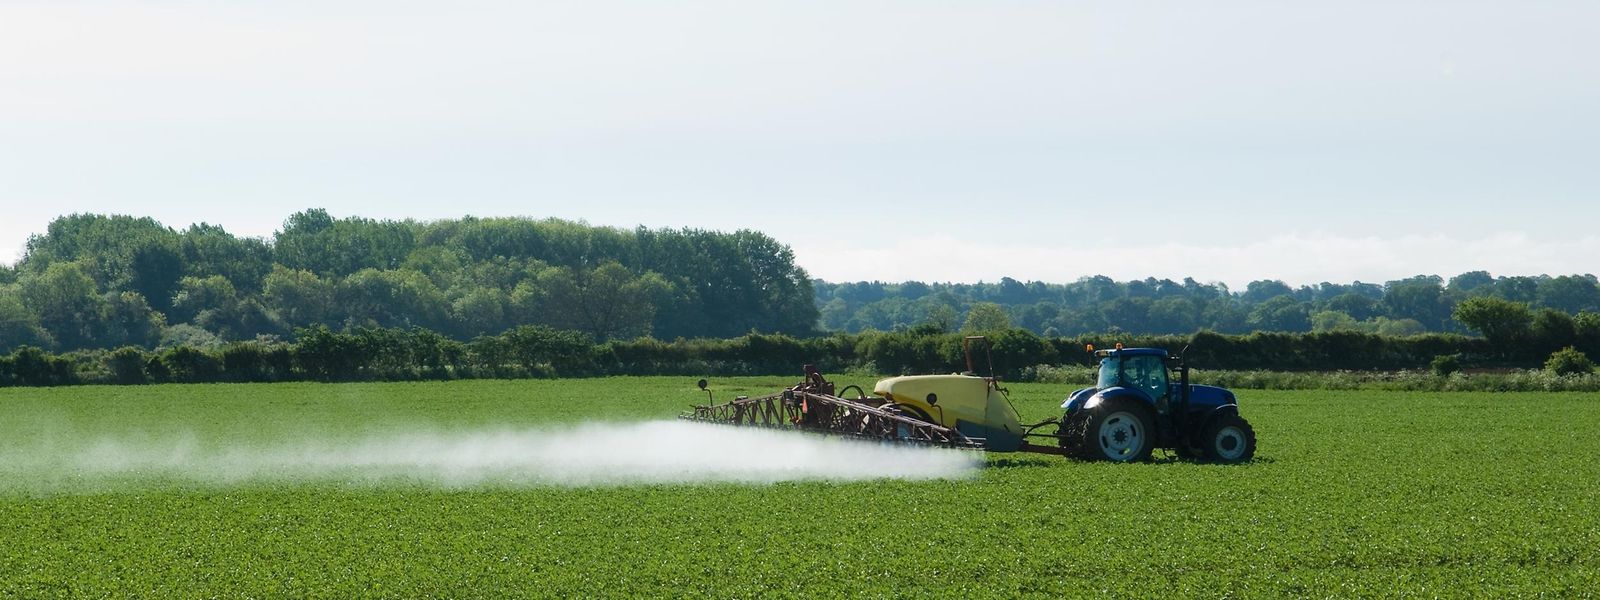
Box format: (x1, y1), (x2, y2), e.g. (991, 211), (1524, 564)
(2, 378), (1597, 598)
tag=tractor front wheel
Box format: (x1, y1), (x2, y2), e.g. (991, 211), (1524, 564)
(1080, 398), (1154, 462)
(1202, 414), (1256, 464)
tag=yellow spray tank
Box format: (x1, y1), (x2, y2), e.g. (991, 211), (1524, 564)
(872, 373), (1023, 451)
(868, 336), (1025, 451)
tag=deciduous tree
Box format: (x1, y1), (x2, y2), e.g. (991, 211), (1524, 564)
(1452, 296), (1532, 344)
(962, 302), (1012, 333)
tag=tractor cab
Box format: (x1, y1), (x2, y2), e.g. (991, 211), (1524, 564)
(1079, 346), (1196, 418)
(1095, 347), (1176, 413)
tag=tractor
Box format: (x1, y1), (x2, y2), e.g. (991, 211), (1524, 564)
(1058, 345), (1256, 463)
(684, 338), (1256, 463)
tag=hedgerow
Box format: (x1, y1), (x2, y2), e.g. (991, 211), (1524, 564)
(2, 326), (1596, 390)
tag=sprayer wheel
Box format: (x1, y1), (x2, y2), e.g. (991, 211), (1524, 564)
(900, 405), (933, 424)
(1058, 411), (1087, 455)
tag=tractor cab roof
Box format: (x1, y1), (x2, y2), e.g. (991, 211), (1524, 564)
(1094, 347), (1170, 359)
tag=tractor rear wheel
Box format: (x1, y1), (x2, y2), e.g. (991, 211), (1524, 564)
(1080, 398), (1154, 462)
(1202, 414), (1256, 464)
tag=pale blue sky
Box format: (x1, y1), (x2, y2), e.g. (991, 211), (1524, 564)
(2, 0), (1596, 286)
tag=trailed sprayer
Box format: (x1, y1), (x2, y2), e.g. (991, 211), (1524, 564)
(683, 337), (1256, 463)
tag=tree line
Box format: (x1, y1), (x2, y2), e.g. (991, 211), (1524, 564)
(4, 211), (1599, 359)
(815, 272), (1600, 337)
(0, 210), (817, 353)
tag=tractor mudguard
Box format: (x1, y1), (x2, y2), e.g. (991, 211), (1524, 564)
(1073, 387), (1157, 414)
(1186, 384), (1237, 410)
(1060, 387), (1096, 412)
(1205, 404), (1240, 419)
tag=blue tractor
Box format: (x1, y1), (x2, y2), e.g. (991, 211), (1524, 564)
(1059, 346), (1256, 463)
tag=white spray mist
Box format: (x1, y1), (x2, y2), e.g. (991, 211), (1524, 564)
(20, 420), (982, 490)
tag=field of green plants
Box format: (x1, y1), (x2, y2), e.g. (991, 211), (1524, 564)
(2, 377), (1597, 597)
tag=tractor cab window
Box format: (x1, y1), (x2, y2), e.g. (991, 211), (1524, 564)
(1119, 355), (1169, 402)
(1097, 359), (1119, 389)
